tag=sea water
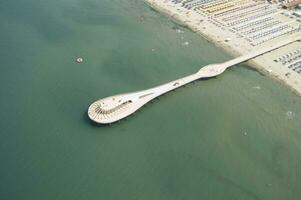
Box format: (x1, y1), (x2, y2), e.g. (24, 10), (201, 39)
(1, 0), (301, 199)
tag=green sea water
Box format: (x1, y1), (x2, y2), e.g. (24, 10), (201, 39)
(1, 0), (301, 199)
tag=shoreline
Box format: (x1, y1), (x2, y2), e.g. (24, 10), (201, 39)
(145, 0), (301, 97)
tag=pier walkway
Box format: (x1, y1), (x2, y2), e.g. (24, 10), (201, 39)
(88, 36), (301, 124)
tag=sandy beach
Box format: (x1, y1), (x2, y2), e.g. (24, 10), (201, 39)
(145, 0), (301, 96)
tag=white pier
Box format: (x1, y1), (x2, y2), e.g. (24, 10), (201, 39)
(88, 36), (301, 124)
